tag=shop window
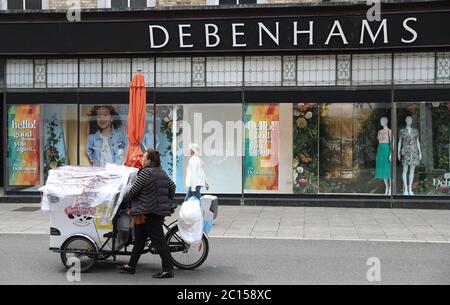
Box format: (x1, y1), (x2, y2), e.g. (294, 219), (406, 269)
(394, 53), (435, 85)
(79, 105), (129, 168)
(80, 59), (102, 88)
(6, 60), (34, 88)
(395, 102), (450, 196)
(179, 104), (243, 194)
(80, 103), (242, 194)
(206, 57), (243, 87)
(7, 0), (42, 9)
(244, 56), (282, 87)
(6, 104), (77, 193)
(244, 103), (293, 194)
(297, 55), (336, 86)
(155, 57), (191, 87)
(0, 59), (5, 88)
(111, 0), (147, 8)
(47, 59), (78, 88)
(315, 103), (392, 195)
(7, 0), (23, 9)
(352, 54), (392, 85)
(102, 58), (131, 87)
(25, 0), (41, 9)
(293, 103), (319, 194)
(132, 58), (155, 87)
(218, 0), (256, 4)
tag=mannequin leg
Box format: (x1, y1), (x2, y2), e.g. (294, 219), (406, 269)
(402, 164), (409, 195)
(408, 165), (416, 195)
(383, 179), (390, 195)
(383, 179), (391, 195)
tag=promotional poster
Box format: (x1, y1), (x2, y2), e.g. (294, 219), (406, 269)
(7, 104), (41, 186)
(244, 104), (280, 191)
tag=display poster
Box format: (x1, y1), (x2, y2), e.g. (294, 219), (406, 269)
(8, 105), (41, 185)
(244, 104), (279, 190)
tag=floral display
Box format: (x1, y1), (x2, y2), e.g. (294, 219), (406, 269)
(293, 103), (319, 194)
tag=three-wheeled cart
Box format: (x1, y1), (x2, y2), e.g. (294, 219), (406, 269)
(41, 165), (209, 273)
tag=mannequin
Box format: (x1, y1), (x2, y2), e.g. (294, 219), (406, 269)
(375, 117), (392, 195)
(398, 116), (422, 195)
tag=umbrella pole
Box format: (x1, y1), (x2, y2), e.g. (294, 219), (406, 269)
(153, 89), (156, 150)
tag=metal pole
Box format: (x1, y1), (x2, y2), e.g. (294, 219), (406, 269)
(153, 59), (157, 151)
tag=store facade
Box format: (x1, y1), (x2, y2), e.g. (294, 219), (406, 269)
(1, 2), (450, 207)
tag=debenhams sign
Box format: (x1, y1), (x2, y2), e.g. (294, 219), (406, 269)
(1, 11), (448, 55)
(145, 13), (446, 52)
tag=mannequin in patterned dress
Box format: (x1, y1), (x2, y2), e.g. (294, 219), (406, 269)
(398, 116), (422, 195)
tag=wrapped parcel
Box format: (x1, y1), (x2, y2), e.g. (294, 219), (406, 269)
(40, 165), (138, 221)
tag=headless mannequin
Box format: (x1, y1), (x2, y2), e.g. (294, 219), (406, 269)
(378, 117), (392, 195)
(398, 116), (422, 195)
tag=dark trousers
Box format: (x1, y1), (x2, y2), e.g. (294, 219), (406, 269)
(185, 186), (202, 201)
(128, 214), (174, 272)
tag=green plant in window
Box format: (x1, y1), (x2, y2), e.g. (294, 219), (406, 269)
(44, 113), (66, 181)
(293, 103), (319, 194)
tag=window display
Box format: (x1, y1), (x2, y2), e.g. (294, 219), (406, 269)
(395, 102), (450, 196)
(181, 104), (243, 194)
(293, 103), (393, 195)
(293, 103), (319, 194)
(317, 103), (392, 195)
(7, 104), (77, 192)
(5, 100), (449, 198)
(85, 105), (128, 167)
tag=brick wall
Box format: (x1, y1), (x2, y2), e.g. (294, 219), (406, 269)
(49, 0), (98, 9)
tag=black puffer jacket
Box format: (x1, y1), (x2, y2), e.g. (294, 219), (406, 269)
(124, 166), (176, 217)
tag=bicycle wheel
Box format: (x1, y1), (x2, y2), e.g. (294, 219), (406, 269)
(165, 225), (209, 270)
(60, 236), (98, 273)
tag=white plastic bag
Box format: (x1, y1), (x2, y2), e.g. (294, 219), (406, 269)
(200, 195), (218, 235)
(178, 198), (204, 244)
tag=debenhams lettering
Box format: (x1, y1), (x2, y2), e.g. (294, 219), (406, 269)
(148, 18), (418, 49)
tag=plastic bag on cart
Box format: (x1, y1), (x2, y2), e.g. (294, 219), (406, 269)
(178, 197), (203, 245)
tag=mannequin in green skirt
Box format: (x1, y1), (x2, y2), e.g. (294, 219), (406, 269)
(375, 117), (392, 195)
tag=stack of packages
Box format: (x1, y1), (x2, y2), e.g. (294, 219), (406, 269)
(40, 164), (138, 223)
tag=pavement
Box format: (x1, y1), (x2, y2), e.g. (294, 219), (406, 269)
(1, 203), (450, 285)
(1, 234), (449, 284)
(1, 203), (450, 243)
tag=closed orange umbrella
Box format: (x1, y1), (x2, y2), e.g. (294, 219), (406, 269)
(124, 70), (146, 168)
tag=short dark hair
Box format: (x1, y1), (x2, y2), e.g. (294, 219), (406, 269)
(146, 149), (161, 168)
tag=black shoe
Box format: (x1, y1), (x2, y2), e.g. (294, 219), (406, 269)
(152, 271), (174, 279)
(118, 265), (136, 274)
